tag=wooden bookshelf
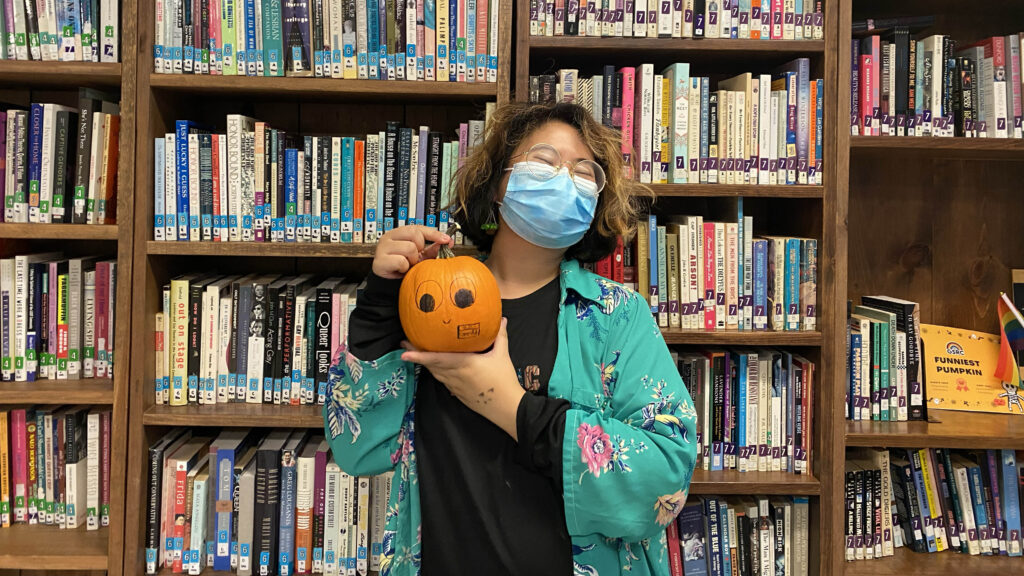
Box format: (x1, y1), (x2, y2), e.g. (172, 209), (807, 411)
(846, 410), (1024, 450)
(649, 183), (826, 198)
(0, 61), (121, 88)
(689, 469), (821, 495)
(0, 2), (135, 576)
(844, 548), (1024, 576)
(0, 379), (115, 404)
(837, 1), (1024, 574)
(145, 240), (478, 258)
(0, 524), (109, 570)
(660, 329), (823, 346)
(143, 404), (326, 428)
(0, 223), (120, 240)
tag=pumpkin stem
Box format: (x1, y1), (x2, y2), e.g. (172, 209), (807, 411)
(438, 222), (461, 259)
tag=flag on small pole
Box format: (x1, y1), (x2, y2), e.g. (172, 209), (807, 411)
(995, 292), (1024, 388)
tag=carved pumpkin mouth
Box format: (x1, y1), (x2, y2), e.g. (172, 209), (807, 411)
(442, 319), (452, 325)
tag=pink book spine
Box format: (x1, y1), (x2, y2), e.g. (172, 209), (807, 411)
(458, 0), (467, 81)
(702, 222), (715, 330)
(211, 135), (221, 242)
(95, 262), (109, 379)
(860, 54), (874, 136)
(476, 0), (487, 80)
(458, 123), (469, 168)
(619, 67), (636, 179)
(331, 292), (341, 360)
(1009, 37), (1022, 122)
(210, 0), (222, 74)
(11, 409), (26, 523)
(254, 125), (266, 243)
(770, 0), (782, 39)
(48, 262), (58, 376)
(100, 411), (111, 525)
(416, 0), (425, 79)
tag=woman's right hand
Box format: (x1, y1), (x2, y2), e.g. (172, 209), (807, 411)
(372, 225), (454, 280)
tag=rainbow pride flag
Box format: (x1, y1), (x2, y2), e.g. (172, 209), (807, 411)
(995, 292), (1024, 388)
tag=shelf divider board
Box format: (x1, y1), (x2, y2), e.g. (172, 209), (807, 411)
(843, 547), (1023, 576)
(649, 183), (825, 198)
(150, 73), (499, 100)
(0, 379), (114, 404)
(0, 61), (121, 88)
(846, 411), (1024, 450)
(527, 36), (826, 56)
(145, 241), (479, 258)
(143, 404), (326, 428)
(0, 223), (119, 240)
(0, 525), (109, 570)
(689, 469), (821, 495)
(850, 135), (1024, 159)
(660, 329), (823, 346)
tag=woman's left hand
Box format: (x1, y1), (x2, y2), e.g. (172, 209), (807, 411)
(401, 318), (526, 441)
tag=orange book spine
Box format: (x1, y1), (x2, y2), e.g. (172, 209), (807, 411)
(100, 115), (120, 224)
(353, 140), (365, 244)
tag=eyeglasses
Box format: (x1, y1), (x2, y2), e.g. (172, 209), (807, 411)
(504, 143), (607, 195)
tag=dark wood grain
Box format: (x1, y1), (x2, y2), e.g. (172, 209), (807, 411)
(660, 329), (822, 346)
(0, 61), (120, 88)
(527, 36), (826, 57)
(846, 410), (1024, 450)
(650, 183), (825, 198)
(850, 136), (1024, 159)
(844, 547), (1023, 576)
(0, 525), (108, 570)
(0, 379), (114, 404)
(0, 224), (119, 240)
(150, 74), (498, 101)
(143, 404), (326, 428)
(146, 241), (480, 258)
(689, 469), (821, 495)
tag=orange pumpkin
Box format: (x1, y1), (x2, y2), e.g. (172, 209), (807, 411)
(399, 244), (501, 353)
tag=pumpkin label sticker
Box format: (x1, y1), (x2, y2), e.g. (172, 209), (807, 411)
(457, 323), (482, 339)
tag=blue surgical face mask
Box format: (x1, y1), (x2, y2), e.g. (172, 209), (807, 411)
(499, 161), (600, 250)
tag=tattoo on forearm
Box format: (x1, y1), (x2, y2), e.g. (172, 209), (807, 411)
(476, 387), (495, 405)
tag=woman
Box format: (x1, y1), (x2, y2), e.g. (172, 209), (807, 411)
(323, 102), (697, 576)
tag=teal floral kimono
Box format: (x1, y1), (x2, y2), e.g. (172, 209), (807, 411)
(323, 259), (698, 575)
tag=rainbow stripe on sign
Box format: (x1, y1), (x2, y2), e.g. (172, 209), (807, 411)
(995, 292), (1024, 388)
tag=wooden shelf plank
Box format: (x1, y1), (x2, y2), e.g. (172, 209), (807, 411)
(0, 223), (119, 240)
(527, 37), (825, 58)
(0, 379), (114, 404)
(150, 74), (498, 101)
(850, 136), (1024, 159)
(846, 410), (1024, 449)
(844, 547), (1023, 576)
(0, 524), (108, 570)
(144, 404), (325, 428)
(146, 241), (478, 258)
(689, 469), (820, 495)
(661, 329), (822, 346)
(649, 183), (824, 198)
(0, 61), (121, 88)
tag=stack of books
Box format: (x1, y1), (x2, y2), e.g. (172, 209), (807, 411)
(667, 495), (811, 576)
(845, 447), (1024, 560)
(0, 254), (118, 383)
(530, 59), (824, 186)
(154, 274), (360, 408)
(621, 209), (816, 332)
(853, 31), (1024, 138)
(152, 0), (500, 82)
(673, 350), (814, 474)
(144, 428), (393, 576)
(845, 295), (925, 422)
(0, 0), (119, 62)
(2, 89), (121, 225)
(530, 0), (825, 40)
(1, 406), (114, 530)
(152, 116), (489, 243)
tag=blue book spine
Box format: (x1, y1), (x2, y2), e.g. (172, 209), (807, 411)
(705, 498), (723, 576)
(213, 450), (235, 571)
(736, 353), (747, 467)
(967, 463), (992, 554)
(64, 0), (82, 60)
(753, 239), (767, 330)
(279, 456), (298, 575)
(153, 138), (163, 236)
(784, 238), (800, 331)
(699, 78), (710, 182)
(175, 121), (195, 242)
(28, 104), (43, 220)
(719, 498), (732, 576)
(648, 214), (658, 315)
(910, 451), (939, 553)
(378, 0), (388, 79)
(341, 137), (354, 243)
(1001, 450), (1022, 556)
(814, 78), (823, 183)
(678, 504), (708, 576)
(285, 148), (298, 242)
(367, 0), (379, 78)
(415, 129), (428, 225)
(244, 0), (258, 76)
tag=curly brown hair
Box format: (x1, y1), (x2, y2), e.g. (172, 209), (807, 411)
(449, 101), (650, 263)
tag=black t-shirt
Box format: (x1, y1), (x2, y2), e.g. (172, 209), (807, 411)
(347, 272), (573, 576)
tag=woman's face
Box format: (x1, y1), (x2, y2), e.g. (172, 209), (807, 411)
(497, 119), (596, 203)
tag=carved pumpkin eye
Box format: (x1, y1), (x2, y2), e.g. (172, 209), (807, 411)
(450, 276), (477, 309)
(415, 280), (443, 313)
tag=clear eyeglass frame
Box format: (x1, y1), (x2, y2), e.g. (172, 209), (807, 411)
(505, 143), (607, 196)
